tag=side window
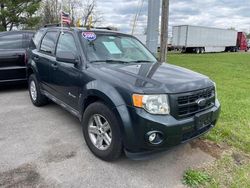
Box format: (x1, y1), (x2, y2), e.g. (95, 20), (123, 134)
(33, 30), (45, 48)
(56, 33), (77, 55)
(0, 33), (23, 49)
(40, 31), (58, 54)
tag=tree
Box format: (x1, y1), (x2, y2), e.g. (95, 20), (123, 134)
(41, 0), (60, 25)
(39, 0), (102, 27)
(0, 0), (41, 31)
(74, 0), (102, 27)
(247, 33), (250, 39)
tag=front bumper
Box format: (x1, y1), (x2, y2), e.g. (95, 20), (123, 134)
(117, 99), (221, 158)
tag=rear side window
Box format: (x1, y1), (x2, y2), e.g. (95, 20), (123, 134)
(56, 33), (78, 55)
(0, 33), (23, 49)
(33, 30), (45, 48)
(40, 31), (58, 54)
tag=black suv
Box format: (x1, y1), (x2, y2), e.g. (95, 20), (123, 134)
(0, 31), (34, 84)
(27, 26), (220, 161)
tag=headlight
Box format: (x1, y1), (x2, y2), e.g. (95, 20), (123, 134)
(132, 94), (170, 115)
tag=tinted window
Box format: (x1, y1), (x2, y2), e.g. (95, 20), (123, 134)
(40, 31), (58, 54)
(56, 33), (77, 55)
(33, 30), (45, 48)
(0, 33), (23, 49)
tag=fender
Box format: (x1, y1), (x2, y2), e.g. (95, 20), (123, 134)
(81, 80), (126, 110)
(27, 62), (38, 76)
(79, 80), (137, 150)
(79, 80), (126, 118)
(27, 50), (42, 82)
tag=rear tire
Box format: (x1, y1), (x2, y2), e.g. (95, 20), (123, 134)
(28, 74), (48, 107)
(82, 102), (122, 161)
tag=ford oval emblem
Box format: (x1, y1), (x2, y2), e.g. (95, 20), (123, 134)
(196, 98), (206, 107)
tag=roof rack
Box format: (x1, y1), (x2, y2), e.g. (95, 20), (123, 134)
(43, 24), (116, 31)
(83, 25), (116, 31)
(43, 23), (70, 28)
(94, 27), (113, 30)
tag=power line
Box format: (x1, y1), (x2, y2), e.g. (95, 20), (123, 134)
(131, 0), (145, 35)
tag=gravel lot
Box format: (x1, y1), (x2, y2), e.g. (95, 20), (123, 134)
(0, 85), (214, 188)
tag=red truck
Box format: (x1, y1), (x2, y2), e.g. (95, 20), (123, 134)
(237, 32), (248, 51)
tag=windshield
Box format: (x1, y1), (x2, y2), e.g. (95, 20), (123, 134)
(80, 31), (157, 64)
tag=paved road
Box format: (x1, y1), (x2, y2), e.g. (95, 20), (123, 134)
(0, 86), (214, 188)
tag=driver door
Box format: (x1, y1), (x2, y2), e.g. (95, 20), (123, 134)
(51, 32), (81, 111)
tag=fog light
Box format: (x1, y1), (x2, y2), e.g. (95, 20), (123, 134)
(149, 133), (156, 142)
(146, 131), (164, 145)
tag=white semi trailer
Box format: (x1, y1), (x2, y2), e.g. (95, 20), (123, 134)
(172, 25), (238, 53)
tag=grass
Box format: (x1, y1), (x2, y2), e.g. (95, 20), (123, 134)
(208, 154), (250, 188)
(168, 52), (250, 153)
(168, 52), (250, 188)
(183, 169), (211, 188)
(183, 153), (250, 188)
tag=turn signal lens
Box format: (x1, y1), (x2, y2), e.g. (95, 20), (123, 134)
(132, 94), (143, 108)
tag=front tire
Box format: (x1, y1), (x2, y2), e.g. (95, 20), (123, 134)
(82, 102), (122, 161)
(28, 74), (48, 107)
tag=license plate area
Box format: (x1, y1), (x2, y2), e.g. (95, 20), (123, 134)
(195, 111), (212, 130)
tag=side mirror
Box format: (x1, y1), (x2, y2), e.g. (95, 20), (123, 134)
(56, 51), (79, 64)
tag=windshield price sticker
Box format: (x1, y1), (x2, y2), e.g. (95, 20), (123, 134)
(82, 32), (96, 41)
(103, 41), (122, 54)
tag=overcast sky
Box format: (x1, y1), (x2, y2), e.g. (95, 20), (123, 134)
(95, 0), (250, 35)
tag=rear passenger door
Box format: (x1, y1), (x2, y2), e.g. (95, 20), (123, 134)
(51, 32), (81, 111)
(36, 31), (59, 92)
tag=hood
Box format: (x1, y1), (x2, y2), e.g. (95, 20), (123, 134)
(93, 62), (213, 93)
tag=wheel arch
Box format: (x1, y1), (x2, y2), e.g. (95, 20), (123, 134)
(80, 80), (127, 114)
(79, 81), (134, 149)
(27, 67), (34, 78)
(27, 60), (40, 80)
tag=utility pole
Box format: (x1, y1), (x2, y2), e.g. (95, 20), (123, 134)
(159, 0), (170, 63)
(146, 0), (160, 55)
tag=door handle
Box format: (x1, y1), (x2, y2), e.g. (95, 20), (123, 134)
(34, 56), (39, 61)
(51, 63), (58, 70)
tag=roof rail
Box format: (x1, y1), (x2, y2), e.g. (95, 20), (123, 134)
(82, 26), (116, 31)
(94, 27), (113, 30)
(43, 23), (70, 28)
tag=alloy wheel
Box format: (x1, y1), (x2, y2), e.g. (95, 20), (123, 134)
(88, 114), (112, 151)
(30, 80), (37, 101)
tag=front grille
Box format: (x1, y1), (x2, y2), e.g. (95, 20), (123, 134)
(170, 87), (215, 119)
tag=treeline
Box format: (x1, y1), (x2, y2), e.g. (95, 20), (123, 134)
(0, 0), (102, 31)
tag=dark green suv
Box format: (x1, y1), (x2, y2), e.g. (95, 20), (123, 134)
(27, 26), (220, 161)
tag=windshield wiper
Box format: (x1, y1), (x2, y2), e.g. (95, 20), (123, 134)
(90, 60), (155, 64)
(129, 60), (155, 63)
(90, 60), (130, 64)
